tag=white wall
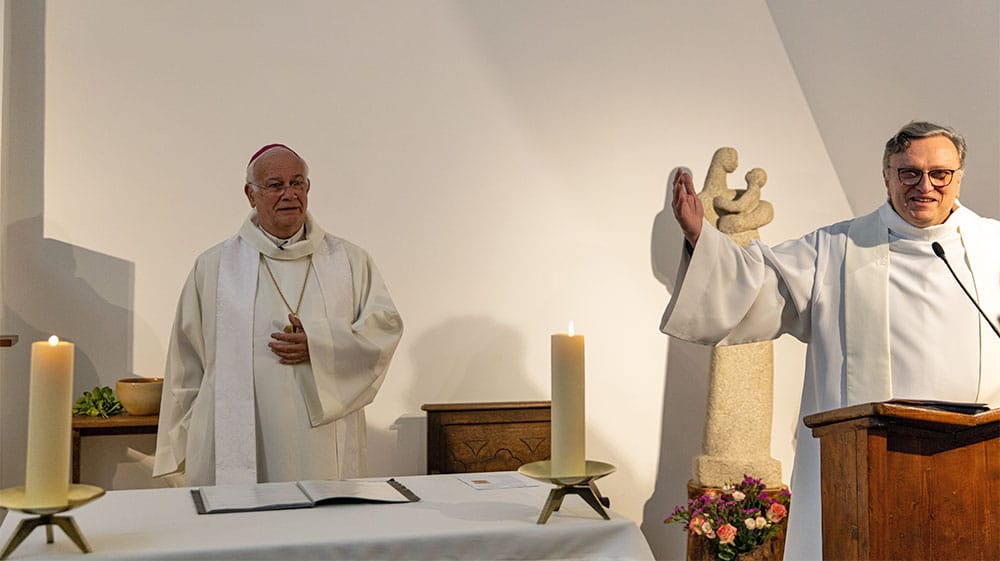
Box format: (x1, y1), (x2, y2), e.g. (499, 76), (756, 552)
(2, 2), (997, 559)
(768, 0), (1000, 217)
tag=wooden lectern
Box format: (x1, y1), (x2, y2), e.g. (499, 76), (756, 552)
(804, 402), (998, 561)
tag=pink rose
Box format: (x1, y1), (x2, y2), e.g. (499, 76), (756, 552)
(767, 502), (788, 523)
(689, 515), (706, 535)
(717, 524), (738, 545)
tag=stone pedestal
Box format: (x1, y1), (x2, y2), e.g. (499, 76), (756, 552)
(693, 341), (782, 486)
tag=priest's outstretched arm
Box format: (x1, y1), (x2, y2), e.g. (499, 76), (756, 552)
(660, 167), (816, 347)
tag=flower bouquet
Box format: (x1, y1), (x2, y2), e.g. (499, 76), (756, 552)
(665, 475), (790, 561)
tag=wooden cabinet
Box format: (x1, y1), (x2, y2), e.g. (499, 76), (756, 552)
(421, 401), (550, 474)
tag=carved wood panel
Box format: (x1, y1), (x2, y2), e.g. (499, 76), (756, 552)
(422, 401), (551, 474)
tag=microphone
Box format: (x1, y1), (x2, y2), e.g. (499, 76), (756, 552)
(931, 241), (1000, 339)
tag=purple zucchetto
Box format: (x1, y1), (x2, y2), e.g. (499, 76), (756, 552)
(247, 143), (300, 166)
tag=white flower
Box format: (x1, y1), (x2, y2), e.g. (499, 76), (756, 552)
(755, 516), (768, 529)
(731, 490), (746, 501)
(701, 521), (715, 539)
(744, 518), (756, 530)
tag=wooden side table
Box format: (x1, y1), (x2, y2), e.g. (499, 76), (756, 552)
(421, 401), (550, 474)
(71, 414), (159, 484)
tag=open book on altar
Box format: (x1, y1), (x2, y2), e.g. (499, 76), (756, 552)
(192, 478), (420, 515)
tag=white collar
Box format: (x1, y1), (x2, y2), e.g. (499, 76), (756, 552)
(242, 210), (325, 260)
(256, 223), (306, 248)
(877, 200), (970, 241)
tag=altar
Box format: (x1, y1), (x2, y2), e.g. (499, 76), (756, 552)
(0, 472), (653, 560)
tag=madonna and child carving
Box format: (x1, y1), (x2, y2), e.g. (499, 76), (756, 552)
(699, 147), (775, 246)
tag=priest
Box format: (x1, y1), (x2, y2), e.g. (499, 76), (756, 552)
(660, 121), (1000, 559)
(154, 144), (403, 486)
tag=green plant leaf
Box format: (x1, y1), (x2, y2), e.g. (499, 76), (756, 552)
(72, 385), (123, 417)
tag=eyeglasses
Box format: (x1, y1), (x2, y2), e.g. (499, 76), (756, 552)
(890, 167), (958, 187)
(249, 179), (309, 194)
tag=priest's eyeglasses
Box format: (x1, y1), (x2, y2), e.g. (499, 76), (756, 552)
(891, 167), (958, 187)
(249, 179), (309, 194)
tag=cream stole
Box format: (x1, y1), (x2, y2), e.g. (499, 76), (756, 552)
(844, 204), (999, 405)
(213, 214), (353, 484)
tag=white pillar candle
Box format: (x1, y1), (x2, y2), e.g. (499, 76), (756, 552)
(551, 322), (585, 477)
(25, 335), (75, 507)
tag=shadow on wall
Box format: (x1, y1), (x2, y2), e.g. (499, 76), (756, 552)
(2, 216), (140, 490)
(368, 316), (540, 478)
(367, 413), (426, 478)
(1, 0), (161, 494)
(406, 316), (538, 406)
(643, 179), (713, 559)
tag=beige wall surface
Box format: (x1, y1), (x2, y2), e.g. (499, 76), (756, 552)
(2, 1), (996, 559)
(0, 0), (5, 527)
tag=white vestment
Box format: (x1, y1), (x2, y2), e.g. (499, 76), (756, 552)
(660, 201), (1000, 560)
(153, 211), (403, 486)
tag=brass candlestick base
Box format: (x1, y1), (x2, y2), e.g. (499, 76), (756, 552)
(518, 460), (615, 524)
(0, 484), (104, 560)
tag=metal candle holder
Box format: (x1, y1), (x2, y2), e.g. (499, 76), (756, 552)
(0, 484), (104, 560)
(518, 460), (615, 524)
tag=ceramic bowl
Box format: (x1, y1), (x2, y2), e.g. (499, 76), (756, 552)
(116, 377), (163, 416)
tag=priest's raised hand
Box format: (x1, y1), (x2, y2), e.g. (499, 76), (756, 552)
(669, 166), (704, 247)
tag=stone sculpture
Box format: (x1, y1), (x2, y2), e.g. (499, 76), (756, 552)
(691, 147), (782, 487)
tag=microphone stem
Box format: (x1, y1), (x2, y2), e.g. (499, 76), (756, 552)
(937, 252), (1000, 339)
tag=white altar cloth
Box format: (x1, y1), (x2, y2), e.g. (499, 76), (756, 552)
(0, 472), (653, 560)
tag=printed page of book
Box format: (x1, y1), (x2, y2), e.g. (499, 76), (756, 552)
(296, 479), (419, 504)
(195, 481), (312, 514)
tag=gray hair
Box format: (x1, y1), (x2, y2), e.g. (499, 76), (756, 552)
(883, 121), (967, 169)
(245, 146), (310, 185)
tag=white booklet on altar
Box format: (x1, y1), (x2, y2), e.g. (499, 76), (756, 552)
(192, 478), (419, 514)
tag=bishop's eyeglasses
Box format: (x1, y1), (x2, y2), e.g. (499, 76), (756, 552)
(248, 179), (309, 194)
(890, 167), (958, 187)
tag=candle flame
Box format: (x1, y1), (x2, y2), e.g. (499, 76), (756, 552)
(568, 321), (575, 337)
(48, 335), (60, 346)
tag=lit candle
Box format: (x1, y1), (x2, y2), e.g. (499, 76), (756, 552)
(551, 322), (585, 477)
(25, 335), (75, 507)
